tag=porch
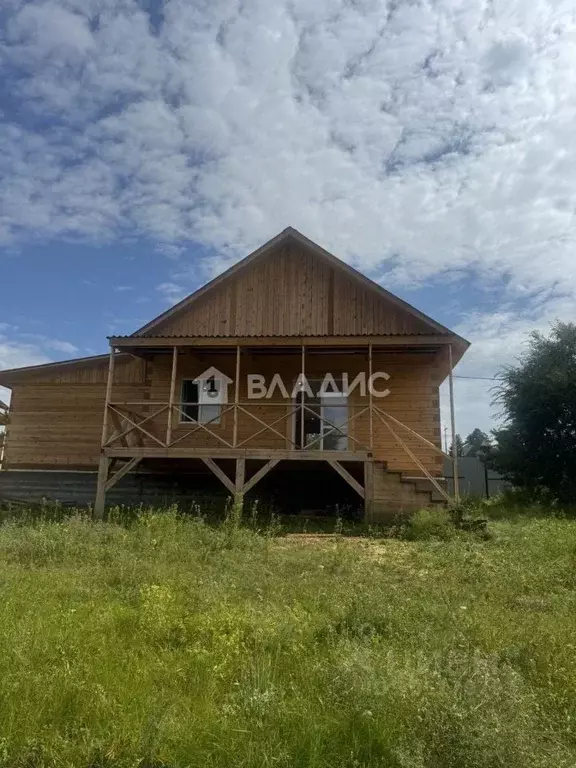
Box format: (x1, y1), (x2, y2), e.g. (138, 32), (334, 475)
(95, 338), (461, 518)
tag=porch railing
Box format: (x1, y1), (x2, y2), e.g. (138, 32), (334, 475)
(102, 400), (453, 504)
(103, 401), (373, 452)
(99, 343), (461, 504)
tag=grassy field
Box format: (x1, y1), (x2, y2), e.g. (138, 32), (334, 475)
(0, 508), (575, 767)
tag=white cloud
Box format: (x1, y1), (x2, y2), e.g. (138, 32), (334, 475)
(0, 337), (52, 406)
(441, 290), (576, 437)
(16, 334), (79, 355)
(1, 0), (576, 433)
(45, 340), (79, 354)
(6, 3), (95, 60)
(156, 281), (187, 305)
(1, 1), (574, 286)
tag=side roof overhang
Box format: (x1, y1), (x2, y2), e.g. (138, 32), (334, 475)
(0, 353), (112, 388)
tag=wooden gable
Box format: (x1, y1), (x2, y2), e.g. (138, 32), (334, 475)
(133, 229), (447, 339)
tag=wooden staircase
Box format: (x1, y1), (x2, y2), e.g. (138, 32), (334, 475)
(370, 460), (447, 521)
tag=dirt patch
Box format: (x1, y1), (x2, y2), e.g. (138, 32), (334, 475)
(278, 534), (415, 566)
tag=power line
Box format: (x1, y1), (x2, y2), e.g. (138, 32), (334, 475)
(454, 375), (498, 381)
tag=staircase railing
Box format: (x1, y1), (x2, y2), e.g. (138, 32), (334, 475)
(372, 406), (454, 505)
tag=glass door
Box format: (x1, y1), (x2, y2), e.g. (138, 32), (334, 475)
(320, 394), (348, 451)
(294, 381), (348, 451)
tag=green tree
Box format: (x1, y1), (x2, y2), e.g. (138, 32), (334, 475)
(448, 434), (464, 457)
(463, 428), (491, 457)
(491, 322), (576, 503)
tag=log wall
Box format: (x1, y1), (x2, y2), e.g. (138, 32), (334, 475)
(3, 350), (442, 474)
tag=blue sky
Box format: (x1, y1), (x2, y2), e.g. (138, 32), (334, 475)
(1, 0), (576, 437)
(2, 239), (209, 353)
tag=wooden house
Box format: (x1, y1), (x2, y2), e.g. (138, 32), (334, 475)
(0, 228), (469, 520)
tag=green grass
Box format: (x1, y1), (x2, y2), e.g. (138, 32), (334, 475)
(0, 509), (575, 767)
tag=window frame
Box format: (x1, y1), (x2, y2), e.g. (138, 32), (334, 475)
(179, 378), (223, 425)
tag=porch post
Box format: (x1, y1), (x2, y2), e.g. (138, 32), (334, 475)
(94, 456), (109, 520)
(233, 345), (241, 447)
(234, 457), (245, 511)
(368, 343), (373, 451)
(364, 460), (374, 522)
(100, 345), (115, 449)
(300, 344), (305, 449)
(448, 344), (460, 503)
(166, 346), (178, 447)
(94, 345), (115, 519)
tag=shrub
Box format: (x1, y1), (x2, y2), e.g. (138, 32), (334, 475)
(405, 507), (458, 541)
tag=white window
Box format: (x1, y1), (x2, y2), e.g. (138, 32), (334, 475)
(180, 378), (222, 424)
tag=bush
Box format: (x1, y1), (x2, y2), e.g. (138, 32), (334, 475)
(405, 507), (458, 541)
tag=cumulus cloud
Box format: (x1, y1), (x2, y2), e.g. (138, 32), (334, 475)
(1, 0), (576, 431)
(156, 281), (187, 304)
(441, 289), (576, 437)
(16, 334), (79, 354)
(0, 336), (52, 405)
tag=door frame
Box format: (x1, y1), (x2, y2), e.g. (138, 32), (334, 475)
(291, 381), (349, 451)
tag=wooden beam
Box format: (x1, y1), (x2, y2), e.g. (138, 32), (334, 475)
(108, 408), (129, 448)
(233, 345), (241, 447)
(300, 344), (305, 449)
(242, 459), (280, 494)
(236, 404), (299, 448)
(374, 410), (452, 505)
(94, 455), (109, 519)
(166, 346), (178, 446)
(327, 460), (365, 499)
(234, 457), (246, 513)
(373, 407), (450, 459)
(100, 346), (115, 448)
(448, 344), (460, 503)
(109, 334), (455, 349)
(105, 405), (167, 448)
(235, 457), (245, 495)
(105, 456), (141, 492)
(202, 458), (235, 495)
(364, 460), (374, 522)
(169, 405), (235, 449)
(105, 404), (167, 448)
(107, 447), (370, 461)
(368, 342), (373, 451)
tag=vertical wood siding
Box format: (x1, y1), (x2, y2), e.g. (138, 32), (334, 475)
(142, 242), (434, 338)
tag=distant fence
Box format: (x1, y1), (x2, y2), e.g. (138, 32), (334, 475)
(443, 457), (511, 499)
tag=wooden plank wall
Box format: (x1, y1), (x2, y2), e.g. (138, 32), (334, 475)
(3, 351), (442, 474)
(147, 349), (442, 473)
(143, 242), (434, 338)
(4, 358), (148, 469)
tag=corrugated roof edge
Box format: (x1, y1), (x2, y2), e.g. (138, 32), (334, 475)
(111, 332), (448, 339)
(0, 352), (130, 386)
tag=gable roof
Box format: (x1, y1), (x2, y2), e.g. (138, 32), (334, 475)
(131, 227), (463, 340)
(0, 228), (470, 386)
